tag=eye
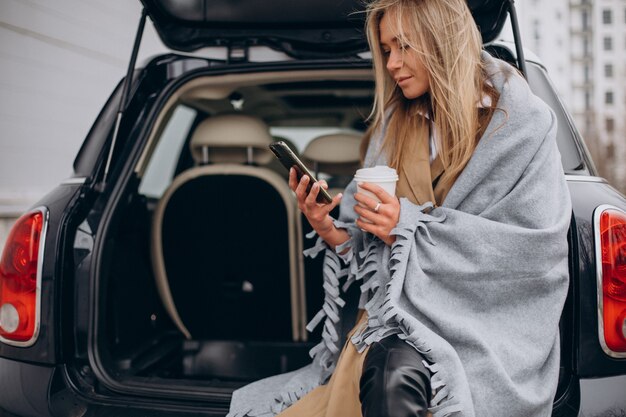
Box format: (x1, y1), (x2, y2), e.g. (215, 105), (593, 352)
(381, 49), (391, 56)
(398, 42), (408, 51)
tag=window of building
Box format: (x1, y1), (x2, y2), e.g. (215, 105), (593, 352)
(603, 36), (613, 51)
(605, 64), (614, 77)
(582, 10), (589, 30)
(584, 64), (590, 82)
(606, 140), (615, 161)
(585, 92), (591, 110)
(603, 9), (612, 24)
(585, 116), (591, 133)
(583, 37), (590, 56)
(606, 91), (614, 105)
(606, 118), (615, 133)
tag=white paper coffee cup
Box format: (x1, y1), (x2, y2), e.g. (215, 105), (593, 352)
(354, 166), (399, 202)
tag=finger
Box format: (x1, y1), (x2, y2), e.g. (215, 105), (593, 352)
(295, 175), (310, 200)
(355, 204), (384, 224)
(358, 182), (396, 204)
(305, 181), (321, 206)
(288, 168), (298, 190)
(357, 218), (389, 243)
(319, 180), (329, 190)
(354, 191), (381, 212)
(324, 192), (343, 213)
(356, 208), (374, 224)
(356, 217), (377, 235)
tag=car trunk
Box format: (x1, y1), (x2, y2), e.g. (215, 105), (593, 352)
(89, 66), (375, 399)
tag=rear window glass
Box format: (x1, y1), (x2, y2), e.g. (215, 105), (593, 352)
(139, 105), (197, 199)
(270, 127), (361, 153)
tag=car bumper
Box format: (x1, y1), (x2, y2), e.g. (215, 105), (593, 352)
(0, 356), (54, 417)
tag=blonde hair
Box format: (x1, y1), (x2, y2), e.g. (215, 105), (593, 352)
(363, 0), (499, 191)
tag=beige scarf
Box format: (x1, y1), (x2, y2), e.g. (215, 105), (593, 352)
(396, 118), (449, 206)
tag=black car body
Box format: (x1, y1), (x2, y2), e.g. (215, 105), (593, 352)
(1, 1), (626, 416)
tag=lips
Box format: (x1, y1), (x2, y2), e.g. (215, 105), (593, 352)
(396, 76), (412, 85)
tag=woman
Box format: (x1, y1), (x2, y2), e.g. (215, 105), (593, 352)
(228, 0), (571, 416)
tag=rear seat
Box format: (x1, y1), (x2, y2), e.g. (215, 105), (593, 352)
(300, 132), (362, 341)
(151, 114), (305, 342)
(301, 132), (362, 195)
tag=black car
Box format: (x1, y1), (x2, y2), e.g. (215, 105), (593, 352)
(1, 1), (625, 416)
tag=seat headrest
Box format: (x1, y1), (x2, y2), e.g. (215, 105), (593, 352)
(190, 114), (274, 165)
(302, 132), (362, 176)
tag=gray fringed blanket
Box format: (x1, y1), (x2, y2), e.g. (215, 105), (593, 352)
(228, 52), (571, 417)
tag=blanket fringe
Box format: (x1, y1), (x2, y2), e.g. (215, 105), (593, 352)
(350, 205), (461, 416)
(303, 234), (351, 376)
(302, 205), (461, 417)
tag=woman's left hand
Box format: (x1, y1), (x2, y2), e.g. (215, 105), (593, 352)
(354, 182), (400, 246)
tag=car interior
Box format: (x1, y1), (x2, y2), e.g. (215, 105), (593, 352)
(99, 68), (373, 387)
(96, 46), (573, 401)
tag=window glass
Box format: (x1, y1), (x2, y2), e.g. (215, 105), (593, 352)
(603, 9), (612, 24)
(606, 91), (614, 105)
(606, 118), (615, 133)
(139, 105), (198, 199)
(603, 36), (613, 51)
(605, 64), (614, 78)
(270, 127), (361, 152)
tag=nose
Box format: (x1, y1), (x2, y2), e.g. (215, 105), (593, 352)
(386, 50), (402, 73)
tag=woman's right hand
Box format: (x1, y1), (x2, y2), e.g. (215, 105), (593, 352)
(288, 167), (343, 235)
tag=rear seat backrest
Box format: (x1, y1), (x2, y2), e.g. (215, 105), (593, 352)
(151, 114), (305, 342)
(300, 132), (362, 341)
(189, 114), (275, 166)
(301, 132), (362, 194)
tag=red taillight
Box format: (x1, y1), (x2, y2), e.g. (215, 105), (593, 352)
(597, 206), (626, 355)
(0, 209), (47, 345)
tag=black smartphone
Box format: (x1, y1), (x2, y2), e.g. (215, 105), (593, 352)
(269, 141), (333, 204)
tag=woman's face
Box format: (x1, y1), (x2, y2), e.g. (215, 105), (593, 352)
(379, 13), (430, 100)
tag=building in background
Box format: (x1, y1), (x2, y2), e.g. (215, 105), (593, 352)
(518, 0), (625, 190)
(590, 0), (626, 189)
(517, 0), (571, 104)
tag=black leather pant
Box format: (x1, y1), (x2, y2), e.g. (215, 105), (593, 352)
(359, 335), (432, 417)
